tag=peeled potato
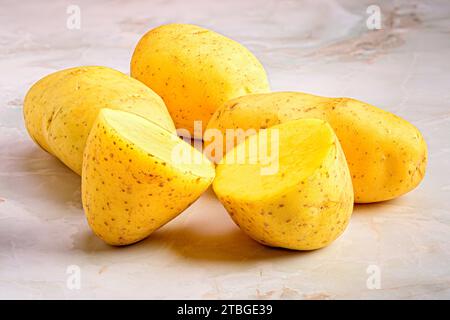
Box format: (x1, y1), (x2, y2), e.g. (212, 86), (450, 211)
(213, 119), (354, 250)
(23, 66), (175, 174)
(206, 92), (427, 203)
(130, 23), (270, 136)
(82, 109), (215, 245)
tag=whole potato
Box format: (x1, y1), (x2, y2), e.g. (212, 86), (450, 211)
(82, 109), (215, 245)
(206, 92), (428, 203)
(213, 119), (354, 250)
(130, 23), (270, 136)
(23, 66), (175, 174)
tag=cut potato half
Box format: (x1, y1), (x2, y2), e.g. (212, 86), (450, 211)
(82, 109), (215, 245)
(213, 119), (354, 250)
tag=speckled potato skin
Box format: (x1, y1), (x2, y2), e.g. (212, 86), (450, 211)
(207, 92), (428, 203)
(130, 23), (270, 135)
(82, 111), (214, 246)
(213, 121), (354, 250)
(23, 66), (175, 175)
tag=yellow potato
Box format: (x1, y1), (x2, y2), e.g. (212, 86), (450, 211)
(82, 109), (215, 245)
(130, 23), (270, 136)
(23, 66), (175, 174)
(206, 92), (428, 203)
(213, 119), (353, 250)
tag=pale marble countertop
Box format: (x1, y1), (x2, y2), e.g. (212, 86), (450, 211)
(1, 0), (449, 299)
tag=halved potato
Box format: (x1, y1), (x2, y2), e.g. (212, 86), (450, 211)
(82, 109), (215, 245)
(213, 119), (354, 250)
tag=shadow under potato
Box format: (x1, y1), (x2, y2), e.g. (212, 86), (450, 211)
(3, 143), (81, 211)
(353, 196), (408, 214)
(139, 226), (304, 263)
(72, 217), (306, 263)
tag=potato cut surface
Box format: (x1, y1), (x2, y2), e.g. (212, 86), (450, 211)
(214, 120), (334, 201)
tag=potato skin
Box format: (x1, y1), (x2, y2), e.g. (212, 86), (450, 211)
(207, 92), (428, 203)
(213, 120), (354, 250)
(130, 23), (270, 135)
(23, 66), (175, 175)
(82, 110), (214, 246)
